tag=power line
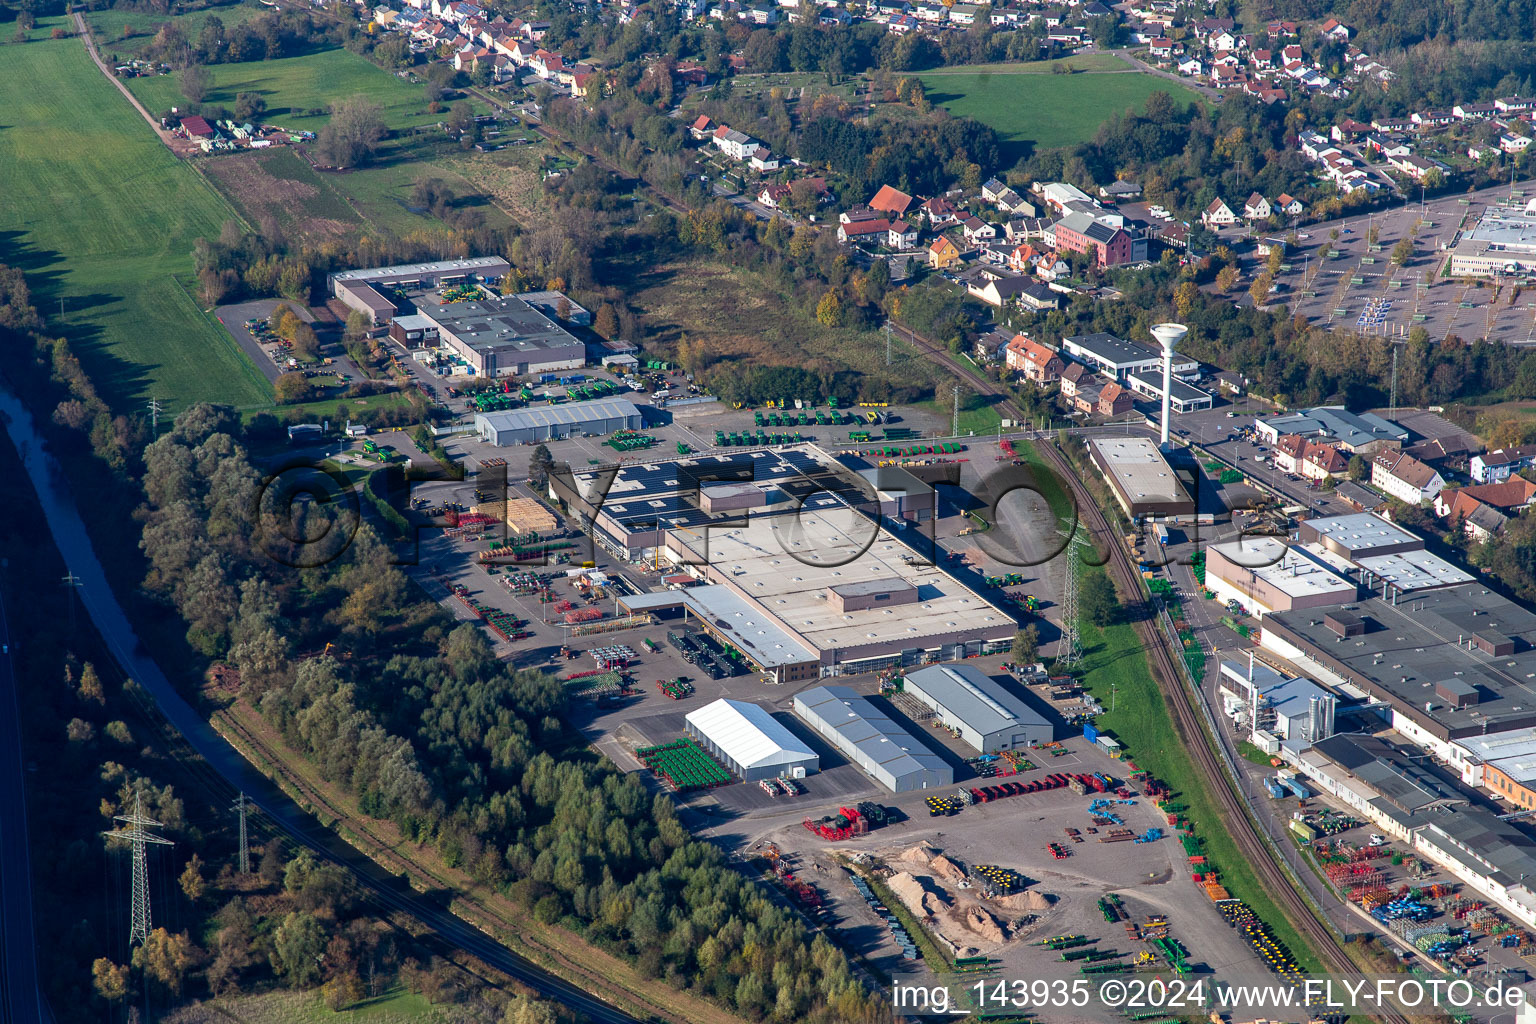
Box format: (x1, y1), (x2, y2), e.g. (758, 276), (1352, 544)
(950, 383), (964, 438)
(147, 397), (165, 437)
(102, 787), (173, 946)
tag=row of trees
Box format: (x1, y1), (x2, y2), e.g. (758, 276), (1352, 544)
(138, 8), (337, 66)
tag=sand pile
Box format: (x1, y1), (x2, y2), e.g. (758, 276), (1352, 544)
(962, 905), (1007, 944)
(887, 871), (950, 918)
(996, 890), (1054, 913)
(929, 854), (968, 885)
(901, 842), (938, 866)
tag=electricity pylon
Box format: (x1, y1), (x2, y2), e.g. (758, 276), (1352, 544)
(1057, 532), (1091, 667)
(233, 792), (250, 875)
(103, 788), (173, 945)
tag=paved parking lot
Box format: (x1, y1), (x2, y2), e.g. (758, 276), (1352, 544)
(1263, 181), (1536, 343)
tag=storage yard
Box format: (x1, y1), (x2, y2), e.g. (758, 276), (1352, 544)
(395, 423), (1536, 1016)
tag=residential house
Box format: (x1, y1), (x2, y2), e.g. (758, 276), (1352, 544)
(869, 184), (916, 218)
(1412, 109), (1455, 130)
(887, 219), (918, 249)
(1017, 281), (1063, 312)
(1005, 335), (1063, 383)
(1371, 450), (1445, 505)
(1470, 445), (1536, 483)
(1274, 434), (1347, 481)
(837, 218), (890, 244)
(1319, 17), (1349, 40)
(948, 2), (979, 23)
(1495, 97), (1534, 113)
(982, 178), (1012, 204)
(918, 196), (957, 228)
(1435, 479), (1536, 542)
(1007, 243), (1038, 274)
(965, 268), (1034, 307)
(748, 147), (780, 171)
(1275, 193), (1304, 216)
(1389, 153), (1444, 181)
(1059, 362), (1092, 399)
(1202, 198), (1237, 228)
(689, 115), (714, 139)
(927, 235), (962, 269)
(1332, 118), (1372, 141)
(1097, 382), (1133, 417)
(1099, 180), (1142, 201)
(1243, 192), (1272, 221)
(711, 124), (758, 160)
(962, 217), (998, 243)
(1501, 132), (1533, 154)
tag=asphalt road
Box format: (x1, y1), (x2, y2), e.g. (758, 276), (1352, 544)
(0, 564), (47, 1024)
(0, 388), (642, 1024)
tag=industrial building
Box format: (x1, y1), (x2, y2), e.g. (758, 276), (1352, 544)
(328, 257), (512, 325)
(1124, 371), (1212, 413)
(474, 397), (643, 445)
(1253, 407), (1407, 453)
(851, 463), (938, 522)
(561, 446), (1012, 678)
(1294, 733), (1536, 929)
(1447, 200), (1536, 278)
(1295, 513), (1473, 595)
(901, 664), (1053, 752)
(423, 295), (585, 377)
(1263, 582), (1536, 758)
(793, 685), (953, 792)
(1060, 332), (1199, 381)
(1452, 728), (1536, 810)
(1087, 436), (1195, 519)
(549, 449), (851, 562)
(1217, 658), (1337, 753)
(660, 507), (1014, 676)
(1204, 536), (1357, 618)
(684, 699), (819, 781)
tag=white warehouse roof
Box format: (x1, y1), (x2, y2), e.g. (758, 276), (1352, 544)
(685, 699), (817, 772)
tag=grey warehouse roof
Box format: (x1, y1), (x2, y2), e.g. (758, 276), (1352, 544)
(424, 295), (580, 357)
(903, 664), (1048, 737)
(475, 396), (641, 432)
(795, 685), (950, 779)
(1257, 407), (1407, 448)
(329, 257), (510, 284)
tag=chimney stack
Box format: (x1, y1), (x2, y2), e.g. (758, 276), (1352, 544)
(1150, 322), (1188, 451)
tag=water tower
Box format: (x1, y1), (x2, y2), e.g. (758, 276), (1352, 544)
(1150, 322), (1188, 450)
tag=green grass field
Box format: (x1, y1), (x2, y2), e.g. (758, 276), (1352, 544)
(917, 53), (1127, 75)
(0, 25), (272, 411)
(125, 47), (468, 135)
(917, 66), (1202, 154)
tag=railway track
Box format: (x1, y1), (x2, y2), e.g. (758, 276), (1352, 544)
(887, 322), (1413, 1024)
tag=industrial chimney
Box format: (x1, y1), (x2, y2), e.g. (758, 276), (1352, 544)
(1150, 322), (1188, 450)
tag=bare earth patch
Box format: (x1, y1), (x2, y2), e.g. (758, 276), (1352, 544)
(204, 151), (359, 238)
